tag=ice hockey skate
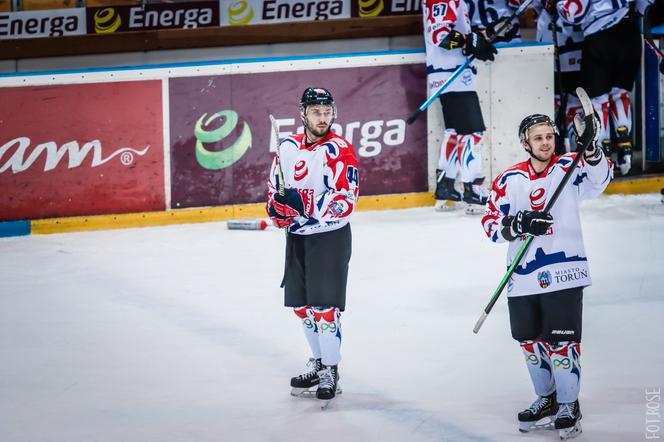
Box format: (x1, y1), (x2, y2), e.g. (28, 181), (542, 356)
(615, 126), (632, 176)
(434, 173), (462, 212)
(462, 178), (489, 215)
(316, 365), (342, 409)
(290, 358), (323, 397)
(517, 392), (558, 433)
(555, 400), (582, 440)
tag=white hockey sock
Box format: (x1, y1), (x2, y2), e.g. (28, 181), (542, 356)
(458, 132), (484, 183)
(549, 341), (581, 403)
(609, 87), (632, 140)
(520, 340), (556, 397)
(437, 129), (459, 179)
(591, 94), (611, 151)
(312, 306), (342, 366)
(293, 306), (321, 359)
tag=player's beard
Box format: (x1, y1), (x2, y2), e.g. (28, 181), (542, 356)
(306, 119), (331, 139)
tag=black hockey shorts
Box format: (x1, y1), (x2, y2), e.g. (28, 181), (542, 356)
(439, 91), (486, 134)
(507, 287), (583, 343)
(581, 12), (641, 98)
(282, 224), (352, 311)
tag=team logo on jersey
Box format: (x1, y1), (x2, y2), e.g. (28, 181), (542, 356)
(293, 160), (308, 181)
(537, 270), (553, 289)
(529, 187), (546, 211)
(557, 0), (589, 25)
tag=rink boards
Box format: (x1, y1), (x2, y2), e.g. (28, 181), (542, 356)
(1, 46), (660, 237)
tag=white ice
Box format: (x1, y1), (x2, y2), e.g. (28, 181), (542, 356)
(1, 194), (662, 442)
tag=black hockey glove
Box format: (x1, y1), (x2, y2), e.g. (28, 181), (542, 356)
(463, 31), (498, 62)
(573, 111), (600, 159)
(501, 210), (553, 240)
(439, 30), (466, 50)
(485, 17), (519, 43)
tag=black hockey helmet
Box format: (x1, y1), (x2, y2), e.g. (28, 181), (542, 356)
(518, 114), (558, 144)
(300, 87), (336, 116)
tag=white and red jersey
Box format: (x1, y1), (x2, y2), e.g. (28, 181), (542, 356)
(555, 0), (630, 36)
(469, 0), (522, 40)
(267, 131), (359, 236)
(482, 152), (612, 297)
(422, 0), (477, 93)
(536, 8), (583, 73)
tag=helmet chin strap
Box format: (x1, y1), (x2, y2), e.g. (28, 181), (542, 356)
(524, 141), (550, 163)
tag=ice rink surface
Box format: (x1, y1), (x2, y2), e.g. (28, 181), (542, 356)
(1, 193), (662, 442)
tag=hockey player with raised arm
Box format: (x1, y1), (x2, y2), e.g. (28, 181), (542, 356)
(266, 87), (359, 407)
(422, 0), (498, 213)
(482, 113), (612, 439)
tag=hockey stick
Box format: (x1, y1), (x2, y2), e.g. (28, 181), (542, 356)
(643, 6), (664, 60)
(473, 87), (596, 334)
(269, 114), (286, 197)
(406, 0), (534, 125)
(550, 11), (568, 155)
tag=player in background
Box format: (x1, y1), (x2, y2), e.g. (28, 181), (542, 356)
(482, 114), (612, 439)
(469, 0), (523, 43)
(555, 0), (648, 176)
(266, 87), (359, 405)
(535, 0), (585, 152)
(422, 0), (498, 213)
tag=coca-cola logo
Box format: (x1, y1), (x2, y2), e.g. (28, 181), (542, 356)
(0, 137), (149, 174)
(530, 187), (546, 210)
(293, 160), (308, 180)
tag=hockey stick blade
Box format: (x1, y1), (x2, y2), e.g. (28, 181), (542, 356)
(269, 114), (286, 197)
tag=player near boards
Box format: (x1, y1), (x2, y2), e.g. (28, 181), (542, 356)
(421, 0), (498, 213)
(265, 87), (359, 405)
(552, 0), (654, 175)
(481, 113), (612, 438)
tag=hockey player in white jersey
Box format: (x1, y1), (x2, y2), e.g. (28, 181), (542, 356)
(266, 87), (359, 407)
(482, 114), (612, 439)
(421, 0), (498, 213)
(469, 0), (523, 43)
(554, 0), (647, 175)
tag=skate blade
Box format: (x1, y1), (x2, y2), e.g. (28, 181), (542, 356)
(464, 203), (486, 215)
(434, 200), (461, 212)
(290, 387), (317, 398)
(518, 417), (555, 433)
(558, 422), (582, 440)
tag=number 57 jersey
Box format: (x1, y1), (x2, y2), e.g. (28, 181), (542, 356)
(267, 131), (360, 235)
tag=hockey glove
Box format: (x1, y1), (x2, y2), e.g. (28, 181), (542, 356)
(439, 30), (466, 50)
(485, 17), (519, 43)
(267, 204), (294, 229)
(463, 31), (498, 62)
(501, 210), (553, 240)
(272, 188), (314, 218)
(573, 111), (600, 154)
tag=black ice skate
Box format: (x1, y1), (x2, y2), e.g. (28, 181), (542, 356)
(316, 364), (342, 408)
(518, 391), (558, 433)
(434, 171), (461, 212)
(290, 358), (322, 397)
(555, 400), (582, 440)
(462, 178), (489, 215)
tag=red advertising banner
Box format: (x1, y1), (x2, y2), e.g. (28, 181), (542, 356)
(0, 81), (164, 221)
(169, 63), (427, 209)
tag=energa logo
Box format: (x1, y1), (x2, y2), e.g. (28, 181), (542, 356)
(94, 8), (122, 34)
(194, 110), (252, 170)
(358, 0), (384, 17)
(228, 0), (254, 25)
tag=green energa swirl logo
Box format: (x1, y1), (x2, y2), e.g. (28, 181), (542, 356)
(194, 110), (252, 170)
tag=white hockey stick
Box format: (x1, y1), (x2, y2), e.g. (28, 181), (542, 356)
(269, 114), (286, 197)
